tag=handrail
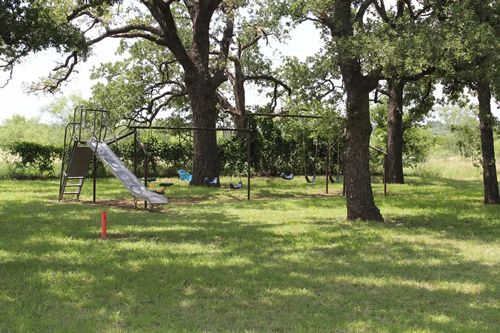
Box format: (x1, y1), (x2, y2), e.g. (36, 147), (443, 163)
(59, 122), (81, 200)
(73, 105), (110, 143)
(248, 112), (323, 119)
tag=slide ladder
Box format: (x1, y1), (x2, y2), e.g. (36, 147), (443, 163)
(59, 141), (94, 200)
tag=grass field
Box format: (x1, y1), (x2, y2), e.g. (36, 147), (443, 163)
(0, 159), (499, 332)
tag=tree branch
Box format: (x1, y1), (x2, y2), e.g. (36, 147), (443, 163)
(374, 0), (395, 28)
(355, 0), (377, 24)
(244, 75), (292, 95)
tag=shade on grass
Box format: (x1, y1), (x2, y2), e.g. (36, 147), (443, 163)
(0, 172), (498, 332)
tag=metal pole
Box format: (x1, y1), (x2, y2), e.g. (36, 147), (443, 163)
(144, 152), (148, 209)
(133, 129), (138, 176)
(248, 113), (323, 119)
(247, 123), (251, 201)
(384, 155), (387, 196)
(129, 126), (250, 132)
(326, 142), (330, 195)
(93, 155), (97, 203)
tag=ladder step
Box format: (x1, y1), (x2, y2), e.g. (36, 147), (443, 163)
(63, 192), (81, 195)
(65, 184), (83, 187)
(67, 176), (84, 179)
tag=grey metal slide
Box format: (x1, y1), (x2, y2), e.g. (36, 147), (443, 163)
(86, 140), (168, 205)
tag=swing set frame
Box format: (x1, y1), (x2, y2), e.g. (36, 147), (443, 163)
(249, 112), (388, 197)
(129, 125), (253, 200)
(127, 111), (387, 201)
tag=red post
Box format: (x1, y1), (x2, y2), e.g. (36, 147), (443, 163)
(101, 211), (107, 240)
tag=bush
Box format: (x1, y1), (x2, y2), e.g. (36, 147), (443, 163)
(6, 142), (62, 178)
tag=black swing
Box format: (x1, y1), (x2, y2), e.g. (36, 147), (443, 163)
(203, 177), (219, 186)
(280, 172), (295, 180)
(230, 181), (243, 190)
(230, 171), (244, 190)
(230, 170), (244, 190)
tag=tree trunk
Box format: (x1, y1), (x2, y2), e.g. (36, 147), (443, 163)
(344, 77), (384, 222)
(231, 59), (248, 135)
(332, 0), (383, 222)
(187, 78), (220, 186)
(386, 79), (406, 183)
(477, 81), (500, 204)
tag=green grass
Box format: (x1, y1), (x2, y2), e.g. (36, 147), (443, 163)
(0, 165), (499, 332)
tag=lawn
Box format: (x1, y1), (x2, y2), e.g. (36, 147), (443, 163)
(0, 161), (499, 332)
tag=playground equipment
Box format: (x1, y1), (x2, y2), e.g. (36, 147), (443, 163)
(59, 106), (168, 209)
(249, 112), (325, 193)
(178, 169), (192, 181)
(203, 177), (219, 186)
(129, 125), (251, 197)
(280, 172), (295, 180)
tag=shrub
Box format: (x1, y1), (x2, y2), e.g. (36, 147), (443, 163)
(6, 142), (62, 178)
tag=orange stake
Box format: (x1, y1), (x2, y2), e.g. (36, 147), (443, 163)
(101, 211), (107, 240)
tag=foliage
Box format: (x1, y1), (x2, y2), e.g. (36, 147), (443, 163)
(0, 0), (89, 86)
(5, 141), (61, 178)
(90, 39), (188, 127)
(371, 101), (435, 169)
(435, 105), (482, 167)
(41, 94), (85, 124)
(108, 116), (347, 179)
(450, 124), (482, 167)
(0, 115), (64, 146)
(439, 0), (499, 99)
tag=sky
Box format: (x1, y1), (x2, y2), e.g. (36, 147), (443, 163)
(0, 21), (323, 124)
(0, 39), (122, 123)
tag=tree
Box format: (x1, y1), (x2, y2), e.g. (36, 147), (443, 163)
(371, 97), (435, 170)
(378, 76), (435, 183)
(355, 0), (443, 185)
(0, 0), (87, 87)
(278, 0), (444, 221)
(89, 39), (189, 128)
(216, 29), (291, 132)
(441, 0), (500, 204)
(8, 0), (261, 185)
(277, 0), (387, 221)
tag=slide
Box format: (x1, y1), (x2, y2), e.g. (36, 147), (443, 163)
(86, 140), (168, 205)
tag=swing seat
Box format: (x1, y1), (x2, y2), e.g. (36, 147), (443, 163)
(178, 169), (192, 182)
(280, 172), (294, 180)
(305, 175), (316, 184)
(152, 188), (166, 194)
(230, 181), (243, 190)
(143, 177), (157, 182)
(329, 175), (341, 183)
(203, 177), (218, 186)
